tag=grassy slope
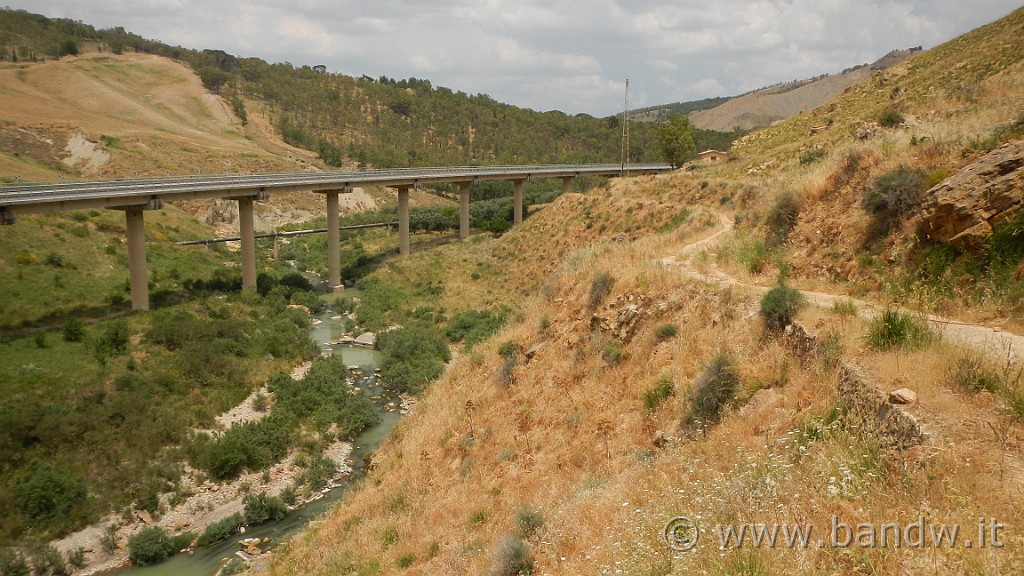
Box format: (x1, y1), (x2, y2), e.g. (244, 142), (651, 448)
(703, 7), (1024, 328)
(267, 9), (1024, 576)
(0, 52), (314, 181)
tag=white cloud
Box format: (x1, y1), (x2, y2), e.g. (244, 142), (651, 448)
(8, 0), (1022, 115)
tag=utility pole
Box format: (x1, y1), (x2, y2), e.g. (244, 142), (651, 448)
(620, 79), (630, 176)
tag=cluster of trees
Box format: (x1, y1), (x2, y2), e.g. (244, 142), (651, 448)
(0, 7), (737, 169)
(0, 278), (318, 545)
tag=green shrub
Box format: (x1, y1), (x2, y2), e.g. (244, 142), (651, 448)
(862, 166), (927, 217)
(515, 506), (545, 539)
(643, 377), (675, 411)
(760, 284), (805, 331)
(489, 535), (534, 576)
(243, 492), (288, 525)
(280, 484), (298, 506)
(30, 544), (66, 576)
(879, 108), (905, 128)
(128, 526), (175, 566)
(67, 546), (86, 569)
(95, 319), (131, 357)
(865, 308), (929, 351)
(588, 272), (614, 310)
(799, 148), (826, 165)
(765, 191), (801, 248)
(602, 342), (624, 364)
(13, 462), (87, 524)
(684, 353), (740, 432)
(396, 552), (417, 568)
(498, 340), (520, 359)
(199, 413), (295, 480)
(44, 252), (65, 268)
(469, 509), (489, 525)
(171, 531), (196, 551)
(196, 513), (242, 546)
(0, 549), (29, 576)
(735, 237), (770, 274)
(445, 308), (508, 349)
(947, 355), (1002, 393)
(62, 317), (86, 342)
(377, 323), (451, 394)
(654, 323), (678, 340)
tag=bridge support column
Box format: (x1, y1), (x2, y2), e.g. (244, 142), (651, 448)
(237, 198), (257, 290)
(398, 186), (410, 256)
(125, 207), (150, 312)
(459, 183), (471, 239)
(513, 180), (524, 225)
(326, 190), (342, 290)
(561, 177), (573, 195)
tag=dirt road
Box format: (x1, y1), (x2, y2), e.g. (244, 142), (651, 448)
(659, 212), (1024, 365)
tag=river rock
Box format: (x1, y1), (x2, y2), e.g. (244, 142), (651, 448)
(354, 332), (376, 347)
(916, 140), (1024, 250)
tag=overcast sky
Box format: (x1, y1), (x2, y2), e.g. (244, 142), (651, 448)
(10, 1), (1022, 116)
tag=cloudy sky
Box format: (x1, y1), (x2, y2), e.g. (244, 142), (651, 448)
(12, 0), (1022, 116)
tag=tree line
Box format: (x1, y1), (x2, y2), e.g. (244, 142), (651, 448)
(0, 8), (738, 169)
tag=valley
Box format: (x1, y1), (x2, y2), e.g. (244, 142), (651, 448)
(1, 5), (1024, 576)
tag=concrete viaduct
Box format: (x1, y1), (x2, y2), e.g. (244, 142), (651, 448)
(0, 164), (672, 311)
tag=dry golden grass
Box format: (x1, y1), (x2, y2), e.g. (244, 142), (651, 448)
(267, 170), (1024, 574)
(266, 11), (1024, 575)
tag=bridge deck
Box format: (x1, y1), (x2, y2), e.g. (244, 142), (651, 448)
(0, 164), (671, 216)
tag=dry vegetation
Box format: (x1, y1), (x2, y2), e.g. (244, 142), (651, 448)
(267, 175), (1024, 574)
(263, 9), (1024, 575)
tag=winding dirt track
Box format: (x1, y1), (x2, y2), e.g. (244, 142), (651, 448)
(659, 212), (1024, 365)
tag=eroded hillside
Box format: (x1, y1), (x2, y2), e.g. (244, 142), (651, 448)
(262, 8), (1024, 576)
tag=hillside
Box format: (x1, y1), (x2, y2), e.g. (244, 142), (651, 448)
(260, 7), (1024, 576)
(0, 52), (314, 181)
(688, 49), (917, 132)
(0, 5), (1023, 576)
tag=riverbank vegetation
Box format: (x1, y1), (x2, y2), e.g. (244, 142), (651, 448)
(0, 271), (328, 547)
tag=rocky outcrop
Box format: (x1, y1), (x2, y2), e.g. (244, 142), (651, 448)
(839, 365), (926, 450)
(916, 139), (1024, 250)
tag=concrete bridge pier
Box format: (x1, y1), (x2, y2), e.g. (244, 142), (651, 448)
(398, 185), (410, 256)
(125, 207), (150, 311)
(232, 191), (269, 290)
(459, 183), (471, 239)
(513, 179), (524, 225)
(326, 189), (342, 290)
(561, 176), (574, 195)
(113, 198), (163, 311)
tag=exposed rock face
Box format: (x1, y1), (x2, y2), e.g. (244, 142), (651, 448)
(839, 365), (925, 450)
(916, 140), (1024, 250)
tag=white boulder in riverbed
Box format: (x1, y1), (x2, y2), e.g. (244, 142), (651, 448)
(354, 332), (376, 347)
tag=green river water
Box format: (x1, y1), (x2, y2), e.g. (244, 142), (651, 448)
(108, 307), (401, 576)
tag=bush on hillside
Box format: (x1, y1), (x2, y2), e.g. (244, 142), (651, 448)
(765, 190), (801, 248)
(862, 166), (927, 218)
(760, 284), (805, 332)
(865, 308), (930, 351)
(445, 308), (508, 349)
(683, 353), (740, 433)
(643, 377), (675, 411)
(587, 272), (614, 310)
(489, 535), (534, 576)
(242, 492), (288, 525)
(377, 323), (451, 393)
(128, 526), (174, 566)
(196, 513), (243, 546)
(13, 462), (87, 524)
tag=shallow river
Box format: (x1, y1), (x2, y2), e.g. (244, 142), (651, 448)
(110, 308), (401, 576)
